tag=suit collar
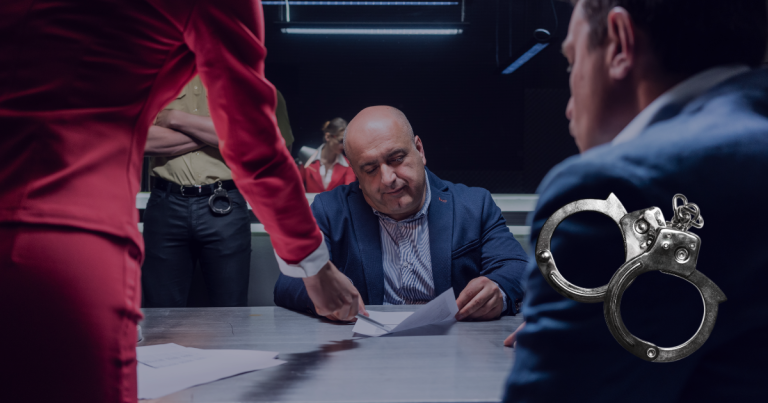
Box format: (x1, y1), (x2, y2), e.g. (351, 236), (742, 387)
(348, 187), (385, 304)
(304, 144), (349, 168)
(612, 65), (750, 146)
(425, 169), (453, 296)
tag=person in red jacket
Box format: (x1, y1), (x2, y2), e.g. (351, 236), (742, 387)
(302, 118), (357, 193)
(0, 1), (362, 402)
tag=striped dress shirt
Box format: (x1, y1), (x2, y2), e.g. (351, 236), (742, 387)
(374, 175), (434, 305)
(373, 173), (508, 308)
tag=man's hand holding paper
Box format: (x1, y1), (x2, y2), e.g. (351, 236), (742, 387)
(455, 276), (505, 321)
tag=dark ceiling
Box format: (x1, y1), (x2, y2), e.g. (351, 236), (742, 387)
(262, 0), (578, 193)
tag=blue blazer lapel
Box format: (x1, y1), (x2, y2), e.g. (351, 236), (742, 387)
(427, 173), (453, 297)
(347, 189), (385, 304)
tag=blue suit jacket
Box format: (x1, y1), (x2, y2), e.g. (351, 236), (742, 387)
(274, 168), (528, 316)
(505, 69), (768, 402)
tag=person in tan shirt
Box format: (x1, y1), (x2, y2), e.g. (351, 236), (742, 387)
(143, 76), (294, 307)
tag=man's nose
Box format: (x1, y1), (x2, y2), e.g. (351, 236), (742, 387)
(565, 97), (574, 121)
(380, 164), (397, 186)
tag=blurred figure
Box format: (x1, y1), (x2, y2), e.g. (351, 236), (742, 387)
(301, 118), (356, 192)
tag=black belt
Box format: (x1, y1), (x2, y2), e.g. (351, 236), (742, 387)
(154, 178), (237, 197)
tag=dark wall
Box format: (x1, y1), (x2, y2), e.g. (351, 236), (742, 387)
(263, 0), (578, 193)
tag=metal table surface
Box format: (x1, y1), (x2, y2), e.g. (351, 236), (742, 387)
(139, 306), (522, 403)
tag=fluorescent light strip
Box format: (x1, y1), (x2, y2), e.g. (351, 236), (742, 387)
(281, 27), (462, 35)
(263, 1), (457, 5)
(501, 42), (549, 75)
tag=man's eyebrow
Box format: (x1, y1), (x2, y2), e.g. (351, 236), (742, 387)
(359, 160), (378, 169)
(385, 148), (408, 159)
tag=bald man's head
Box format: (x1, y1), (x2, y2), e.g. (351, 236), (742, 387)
(343, 106), (414, 157)
(344, 106), (427, 221)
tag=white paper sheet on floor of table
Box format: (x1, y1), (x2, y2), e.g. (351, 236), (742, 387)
(136, 343), (285, 400)
(353, 287), (459, 337)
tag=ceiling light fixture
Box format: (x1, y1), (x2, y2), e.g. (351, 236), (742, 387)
(263, 1), (458, 5)
(281, 27), (462, 35)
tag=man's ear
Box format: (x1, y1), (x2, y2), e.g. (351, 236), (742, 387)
(414, 135), (426, 166)
(605, 7), (635, 81)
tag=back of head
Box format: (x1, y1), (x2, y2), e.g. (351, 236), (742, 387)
(322, 117), (347, 136)
(573, 0), (767, 75)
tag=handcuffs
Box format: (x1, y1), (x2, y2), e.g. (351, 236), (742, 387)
(207, 181), (232, 215)
(535, 193), (727, 362)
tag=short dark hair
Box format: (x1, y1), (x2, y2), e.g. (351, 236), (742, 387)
(571, 0), (767, 75)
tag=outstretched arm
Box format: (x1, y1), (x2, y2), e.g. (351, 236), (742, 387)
(184, 0), (360, 320)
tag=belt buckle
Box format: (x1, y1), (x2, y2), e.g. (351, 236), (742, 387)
(535, 193), (726, 362)
(180, 184), (202, 197)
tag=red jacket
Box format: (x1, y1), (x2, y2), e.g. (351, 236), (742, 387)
(0, 0), (322, 264)
(301, 158), (357, 193)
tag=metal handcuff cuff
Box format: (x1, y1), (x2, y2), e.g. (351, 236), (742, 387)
(535, 193), (727, 362)
(207, 181), (232, 215)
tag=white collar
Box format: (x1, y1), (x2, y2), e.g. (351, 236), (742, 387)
(304, 144), (349, 168)
(612, 65), (750, 145)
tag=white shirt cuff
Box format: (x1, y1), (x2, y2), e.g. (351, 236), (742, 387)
(492, 281), (508, 312)
(274, 239), (329, 278)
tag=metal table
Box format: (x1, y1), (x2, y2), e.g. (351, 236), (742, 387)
(139, 306), (522, 403)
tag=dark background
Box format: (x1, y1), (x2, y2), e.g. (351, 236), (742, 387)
(263, 0), (579, 193)
(140, 1), (580, 194)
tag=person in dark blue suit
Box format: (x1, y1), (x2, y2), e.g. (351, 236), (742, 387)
(503, 0), (768, 402)
(275, 106), (528, 322)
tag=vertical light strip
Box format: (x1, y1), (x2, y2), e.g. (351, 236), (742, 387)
(285, 0), (291, 22)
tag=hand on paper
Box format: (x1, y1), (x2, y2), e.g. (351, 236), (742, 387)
(455, 276), (504, 321)
(325, 295), (368, 322)
(503, 321), (526, 347)
(303, 260), (361, 321)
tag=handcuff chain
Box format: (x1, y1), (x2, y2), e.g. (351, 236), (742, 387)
(667, 194), (704, 232)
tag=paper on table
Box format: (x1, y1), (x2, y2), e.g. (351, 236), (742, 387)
(137, 343), (206, 368)
(353, 288), (458, 337)
(137, 343), (285, 400)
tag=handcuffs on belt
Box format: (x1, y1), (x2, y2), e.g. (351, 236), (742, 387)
(207, 181), (232, 215)
(535, 193), (726, 362)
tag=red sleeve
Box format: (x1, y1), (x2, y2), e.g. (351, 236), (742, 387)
(298, 165), (309, 191)
(183, 0), (322, 264)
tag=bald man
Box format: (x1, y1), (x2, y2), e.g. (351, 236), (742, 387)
(275, 106), (528, 321)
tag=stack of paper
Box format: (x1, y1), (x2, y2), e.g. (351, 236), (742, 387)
(137, 343), (285, 400)
(353, 288), (459, 337)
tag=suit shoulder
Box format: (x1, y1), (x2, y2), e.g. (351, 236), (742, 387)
(432, 175), (499, 223)
(313, 182), (359, 211)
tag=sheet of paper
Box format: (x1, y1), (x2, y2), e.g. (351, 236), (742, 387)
(352, 288), (458, 337)
(353, 311), (414, 337)
(137, 343), (207, 368)
(137, 343), (285, 400)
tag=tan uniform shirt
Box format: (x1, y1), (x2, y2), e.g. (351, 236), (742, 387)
(151, 77), (295, 186)
(150, 76), (231, 186)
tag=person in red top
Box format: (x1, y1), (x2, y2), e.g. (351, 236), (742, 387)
(302, 118), (357, 193)
(0, 1), (363, 402)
